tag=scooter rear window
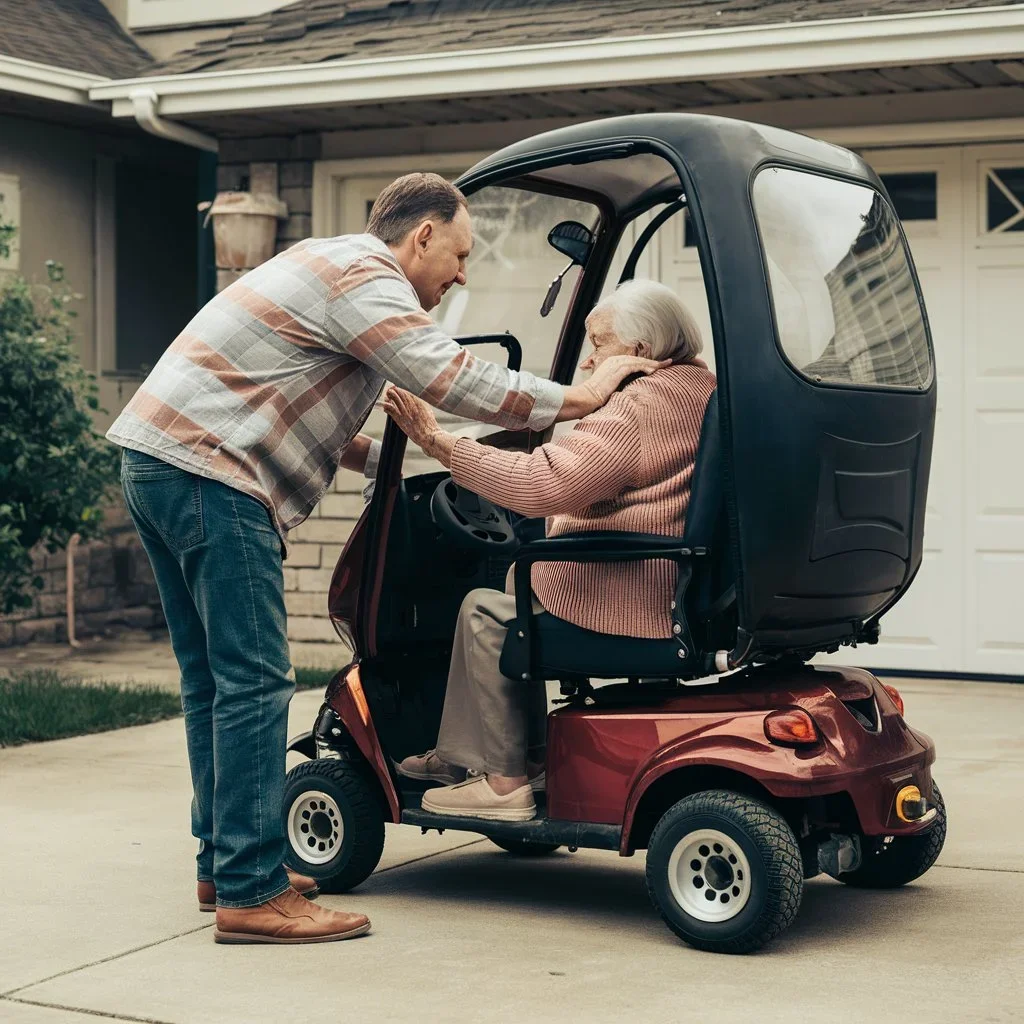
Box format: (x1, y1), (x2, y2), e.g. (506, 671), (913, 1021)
(752, 166), (932, 390)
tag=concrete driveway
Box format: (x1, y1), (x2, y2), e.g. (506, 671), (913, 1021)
(1, 678), (1021, 1024)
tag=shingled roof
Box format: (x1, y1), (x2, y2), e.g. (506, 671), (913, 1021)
(0, 0), (153, 79)
(154, 0), (1024, 76)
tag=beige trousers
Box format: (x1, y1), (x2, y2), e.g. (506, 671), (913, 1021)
(434, 586), (548, 777)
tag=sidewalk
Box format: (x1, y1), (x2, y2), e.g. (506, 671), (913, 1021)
(1, 678), (1021, 1024)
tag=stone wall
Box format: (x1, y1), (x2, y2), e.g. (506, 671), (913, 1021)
(0, 495), (164, 647)
(280, 467), (367, 645)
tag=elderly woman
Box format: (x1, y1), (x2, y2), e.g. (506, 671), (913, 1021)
(383, 279), (716, 821)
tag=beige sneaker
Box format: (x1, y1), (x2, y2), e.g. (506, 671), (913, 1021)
(397, 749), (466, 785)
(421, 775), (536, 821)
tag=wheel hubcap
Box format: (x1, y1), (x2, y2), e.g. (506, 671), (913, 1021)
(287, 789), (344, 866)
(667, 828), (753, 923)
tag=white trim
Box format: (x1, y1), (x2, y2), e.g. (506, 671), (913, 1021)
(818, 117), (1024, 149)
(0, 172), (20, 273)
(91, 7), (1024, 119)
(312, 152), (487, 237)
(0, 54), (107, 108)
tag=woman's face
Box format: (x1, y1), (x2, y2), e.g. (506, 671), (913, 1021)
(578, 307), (647, 374)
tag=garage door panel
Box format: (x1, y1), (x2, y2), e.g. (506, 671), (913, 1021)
(975, 265), (1024, 376)
(849, 550), (957, 671)
(973, 553), (1024, 670)
(976, 411), (1024, 521)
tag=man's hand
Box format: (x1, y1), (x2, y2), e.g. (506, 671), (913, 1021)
(556, 355), (670, 422)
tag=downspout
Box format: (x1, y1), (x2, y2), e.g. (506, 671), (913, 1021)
(128, 87), (219, 303)
(128, 88), (219, 153)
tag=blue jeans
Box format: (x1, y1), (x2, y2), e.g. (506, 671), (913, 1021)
(120, 449), (293, 908)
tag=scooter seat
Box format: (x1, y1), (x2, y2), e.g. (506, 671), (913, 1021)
(499, 610), (689, 681)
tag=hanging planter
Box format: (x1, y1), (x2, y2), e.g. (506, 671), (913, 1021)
(199, 191), (289, 270)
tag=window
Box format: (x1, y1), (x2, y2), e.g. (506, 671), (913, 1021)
(985, 166), (1024, 233)
(752, 166), (931, 390)
(434, 185), (598, 378)
(0, 174), (20, 273)
(879, 172), (937, 222)
(114, 162), (198, 374)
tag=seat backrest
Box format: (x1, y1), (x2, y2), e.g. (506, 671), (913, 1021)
(682, 391), (736, 645)
(683, 390), (722, 551)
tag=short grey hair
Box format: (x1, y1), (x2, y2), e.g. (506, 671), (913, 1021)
(594, 279), (704, 362)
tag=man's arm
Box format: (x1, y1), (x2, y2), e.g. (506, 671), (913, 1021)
(324, 257), (665, 431)
(338, 433), (379, 476)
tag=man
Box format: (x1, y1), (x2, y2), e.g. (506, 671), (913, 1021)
(108, 173), (664, 945)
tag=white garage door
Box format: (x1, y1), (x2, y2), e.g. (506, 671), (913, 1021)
(856, 145), (1024, 677)
(654, 145), (1024, 678)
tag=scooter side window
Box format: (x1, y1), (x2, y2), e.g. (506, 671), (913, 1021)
(752, 166), (932, 390)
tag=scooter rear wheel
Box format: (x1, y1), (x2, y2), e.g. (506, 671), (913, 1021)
(839, 781), (947, 889)
(645, 789), (803, 954)
(283, 759), (386, 894)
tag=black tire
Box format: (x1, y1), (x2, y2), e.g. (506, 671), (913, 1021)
(283, 758), (386, 894)
(839, 781), (947, 889)
(489, 837), (561, 856)
(645, 790), (803, 954)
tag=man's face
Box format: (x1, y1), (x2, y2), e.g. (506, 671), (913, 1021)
(577, 306), (641, 374)
(405, 205), (473, 311)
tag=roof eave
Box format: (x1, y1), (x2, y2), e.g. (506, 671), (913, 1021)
(88, 5), (1024, 119)
(0, 54), (108, 108)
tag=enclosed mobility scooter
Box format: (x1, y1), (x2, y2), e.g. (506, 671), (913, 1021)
(284, 113), (946, 954)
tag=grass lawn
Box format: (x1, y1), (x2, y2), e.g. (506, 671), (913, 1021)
(0, 665), (339, 747)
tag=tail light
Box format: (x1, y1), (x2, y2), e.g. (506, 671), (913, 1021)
(882, 683), (905, 716)
(765, 708), (820, 747)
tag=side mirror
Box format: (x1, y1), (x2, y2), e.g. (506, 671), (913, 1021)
(547, 221), (594, 266)
(540, 221), (595, 318)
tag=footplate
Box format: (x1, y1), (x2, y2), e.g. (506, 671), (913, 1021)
(401, 808), (621, 851)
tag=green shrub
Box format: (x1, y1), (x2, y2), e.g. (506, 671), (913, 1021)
(0, 208), (119, 614)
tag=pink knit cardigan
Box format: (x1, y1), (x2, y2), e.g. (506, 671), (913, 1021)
(450, 363), (716, 638)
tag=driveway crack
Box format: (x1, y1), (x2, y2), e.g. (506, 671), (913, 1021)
(0, 923), (213, 999)
(0, 994), (177, 1023)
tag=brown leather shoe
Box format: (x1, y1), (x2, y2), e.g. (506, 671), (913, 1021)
(213, 886), (370, 944)
(197, 867), (320, 911)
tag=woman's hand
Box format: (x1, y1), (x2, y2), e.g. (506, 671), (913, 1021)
(382, 387), (438, 446)
(382, 387), (458, 467)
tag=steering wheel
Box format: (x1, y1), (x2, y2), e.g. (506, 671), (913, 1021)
(430, 478), (519, 554)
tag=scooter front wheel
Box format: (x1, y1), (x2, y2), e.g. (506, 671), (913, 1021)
(283, 759), (386, 894)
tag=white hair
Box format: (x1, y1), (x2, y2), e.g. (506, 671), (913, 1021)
(594, 278), (704, 362)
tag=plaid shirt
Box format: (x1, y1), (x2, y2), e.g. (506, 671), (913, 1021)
(107, 233), (563, 543)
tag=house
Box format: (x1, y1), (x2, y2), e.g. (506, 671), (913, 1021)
(0, 0), (213, 644)
(2, 0), (1022, 678)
